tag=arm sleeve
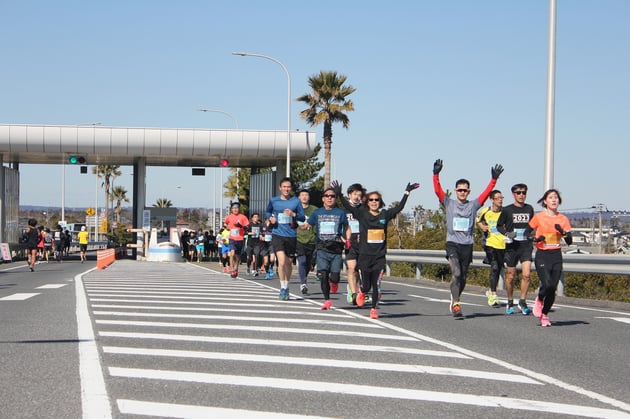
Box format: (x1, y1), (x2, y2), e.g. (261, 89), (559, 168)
(265, 200), (273, 219)
(476, 178), (497, 205)
(496, 211), (507, 234)
(295, 201), (306, 222)
(385, 193), (409, 220)
(433, 174), (445, 203)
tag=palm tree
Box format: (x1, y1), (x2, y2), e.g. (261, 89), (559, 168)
(92, 165), (121, 233)
(111, 185), (130, 225)
(297, 70), (356, 187)
(153, 198), (173, 208)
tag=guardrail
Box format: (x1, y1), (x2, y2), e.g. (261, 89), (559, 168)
(385, 249), (630, 296)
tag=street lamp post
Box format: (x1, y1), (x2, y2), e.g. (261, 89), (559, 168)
(232, 51), (291, 177)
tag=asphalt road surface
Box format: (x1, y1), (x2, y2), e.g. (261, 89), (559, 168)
(1, 257), (629, 418)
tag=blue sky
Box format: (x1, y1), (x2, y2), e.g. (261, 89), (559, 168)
(2, 1), (629, 214)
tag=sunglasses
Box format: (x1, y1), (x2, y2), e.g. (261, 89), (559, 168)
(367, 198), (380, 202)
(455, 189), (469, 193)
(514, 191), (527, 195)
(323, 194), (336, 198)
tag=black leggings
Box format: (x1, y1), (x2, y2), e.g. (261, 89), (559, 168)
(359, 269), (382, 309)
(534, 249), (563, 315)
(485, 246), (505, 292)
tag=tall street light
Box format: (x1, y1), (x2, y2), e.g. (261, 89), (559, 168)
(232, 51), (291, 177)
(198, 108), (241, 229)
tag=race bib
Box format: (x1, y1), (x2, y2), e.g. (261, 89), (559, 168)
(348, 220), (360, 233)
(230, 228), (240, 236)
(277, 213), (292, 224)
(367, 229), (385, 243)
(264, 234), (272, 242)
(453, 217), (470, 231)
(319, 221), (336, 235)
(514, 228), (526, 241)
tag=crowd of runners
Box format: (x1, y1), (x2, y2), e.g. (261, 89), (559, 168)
(204, 161), (573, 327)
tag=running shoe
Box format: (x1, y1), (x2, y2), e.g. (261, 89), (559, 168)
(346, 284), (353, 303)
(505, 305), (516, 315)
(364, 294), (372, 305)
(486, 290), (495, 306)
(356, 292), (366, 308)
(452, 302), (463, 318)
(301, 284), (309, 295)
(518, 299), (532, 315)
(268, 268), (275, 278)
(321, 300), (333, 310)
(253, 270), (259, 277)
(330, 282), (338, 293)
(265, 271), (272, 280)
(491, 294), (500, 308)
(222, 266), (229, 273)
(283, 289), (290, 300)
(230, 270), (238, 278)
(540, 315), (551, 327)
(278, 288), (286, 300)
(370, 308), (379, 319)
(246, 267), (251, 275)
(351, 293), (358, 305)
(533, 296), (543, 318)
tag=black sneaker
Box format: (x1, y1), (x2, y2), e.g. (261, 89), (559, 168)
(301, 284), (308, 295)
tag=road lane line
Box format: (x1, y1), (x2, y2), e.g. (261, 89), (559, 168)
(88, 298), (315, 308)
(103, 346), (539, 384)
(109, 367), (629, 418)
(595, 317), (630, 324)
(36, 284), (67, 289)
(99, 331), (469, 358)
(75, 271), (112, 418)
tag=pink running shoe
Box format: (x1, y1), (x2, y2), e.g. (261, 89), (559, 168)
(540, 315), (551, 327)
(370, 308), (379, 319)
(321, 300), (333, 310)
(533, 296), (543, 318)
(330, 282), (339, 293)
(356, 292), (366, 308)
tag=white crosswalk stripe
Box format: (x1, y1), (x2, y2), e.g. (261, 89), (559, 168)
(78, 261), (630, 418)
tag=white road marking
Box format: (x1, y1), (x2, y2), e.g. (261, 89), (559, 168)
(86, 293), (312, 304)
(92, 311), (379, 328)
(95, 319), (416, 341)
(109, 367), (628, 418)
(75, 272), (112, 418)
(595, 317), (630, 324)
(88, 297), (314, 308)
(117, 399), (325, 418)
(0, 293), (39, 301)
(36, 284), (67, 289)
(99, 331), (469, 358)
(104, 346), (539, 384)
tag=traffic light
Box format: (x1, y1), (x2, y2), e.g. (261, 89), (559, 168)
(68, 155), (86, 164)
(220, 159), (229, 167)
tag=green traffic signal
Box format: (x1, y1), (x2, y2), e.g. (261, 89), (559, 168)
(68, 156), (86, 164)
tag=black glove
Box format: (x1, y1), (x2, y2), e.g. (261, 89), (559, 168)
(235, 222), (242, 228)
(331, 180), (343, 198)
(554, 224), (565, 235)
(533, 235), (546, 243)
(405, 182), (420, 192)
(491, 164), (504, 180)
(505, 231), (516, 239)
(433, 159), (443, 175)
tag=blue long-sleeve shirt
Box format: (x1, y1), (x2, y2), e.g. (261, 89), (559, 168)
(265, 195), (305, 238)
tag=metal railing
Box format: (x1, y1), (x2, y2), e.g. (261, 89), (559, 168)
(385, 249), (630, 296)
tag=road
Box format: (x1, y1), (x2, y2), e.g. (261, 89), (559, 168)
(1, 257), (629, 418)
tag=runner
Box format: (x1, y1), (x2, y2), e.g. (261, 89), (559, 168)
(476, 190), (505, 307)
(333, 180), (419, 319)
(224, 202), (249, 278)
(265, 177), (305, 300)
(245, 213), (263, 276)
(497, 183), (535, 315)
(303, 187), (348, 309)
(342, 183), (365, 305)
(77, 225), (89, 263)
(432, 159), (503, 317)
(296, 189), (318, 295)
(527, 188), (572, 327)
